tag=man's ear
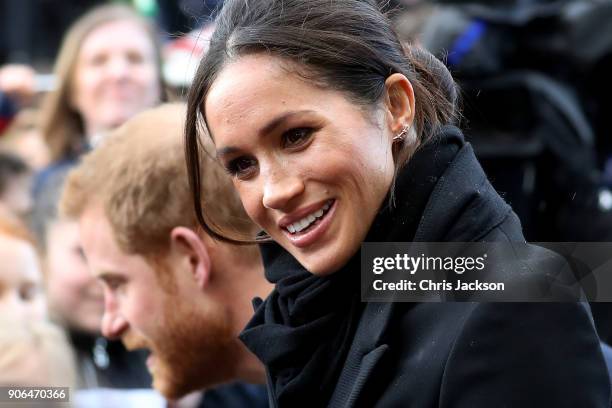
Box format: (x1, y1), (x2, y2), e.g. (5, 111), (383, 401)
(170, 227), (211, 290)
(383, 73), (416, 135)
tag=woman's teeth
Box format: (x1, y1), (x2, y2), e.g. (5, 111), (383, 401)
(287, 201), (332, 233)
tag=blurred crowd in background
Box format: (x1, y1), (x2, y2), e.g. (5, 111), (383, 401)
(1, 0), (612, 406)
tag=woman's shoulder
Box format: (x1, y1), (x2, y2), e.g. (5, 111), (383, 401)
(438, 301), (608, 407)
(358, 301), (609, 407)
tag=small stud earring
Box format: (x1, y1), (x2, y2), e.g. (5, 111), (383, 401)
(393, 125), (410, 143)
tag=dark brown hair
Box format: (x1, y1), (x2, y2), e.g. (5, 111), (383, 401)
(185, 0), (459, 243)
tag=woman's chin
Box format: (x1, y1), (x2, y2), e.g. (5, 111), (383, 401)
(293, 250), (347, 277)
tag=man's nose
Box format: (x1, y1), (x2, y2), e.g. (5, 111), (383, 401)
(101, 309), (128, 339)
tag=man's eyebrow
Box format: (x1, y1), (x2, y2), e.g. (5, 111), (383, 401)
(216, 110), (316, 160)
(96, 272), (127, 282)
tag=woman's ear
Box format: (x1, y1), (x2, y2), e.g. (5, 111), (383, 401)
(170, 226), (211, 290)
(383, 73), (416, 135)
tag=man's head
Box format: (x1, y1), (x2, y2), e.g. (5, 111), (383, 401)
(61, 104), (268, 399)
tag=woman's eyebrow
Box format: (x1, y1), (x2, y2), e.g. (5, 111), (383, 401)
(216, 146), (241, 160)
(216, 110), (316, 160)
(20, 279), (38, 287)
(258, 110), (316, 137)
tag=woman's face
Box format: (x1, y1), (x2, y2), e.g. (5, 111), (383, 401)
(205, 54), (396, 275)
(71, 19), (161, 137)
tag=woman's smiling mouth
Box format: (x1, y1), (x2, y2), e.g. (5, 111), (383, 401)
(285, 200), (333, 233)
(281, 199), (336, 248)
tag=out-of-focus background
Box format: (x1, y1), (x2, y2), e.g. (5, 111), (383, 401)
(1, 0), (611, 406)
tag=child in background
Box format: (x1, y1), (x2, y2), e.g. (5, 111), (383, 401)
(0, 109), (50, 171)
(0, 152), (33, 220)
(0, 215), (46, 321)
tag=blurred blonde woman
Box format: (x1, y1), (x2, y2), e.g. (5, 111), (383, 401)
(40, 4), (166, 163)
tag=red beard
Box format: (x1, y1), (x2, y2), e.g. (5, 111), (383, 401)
(123, 295), (237, 400)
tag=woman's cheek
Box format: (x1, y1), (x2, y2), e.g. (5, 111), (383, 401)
(237, 183), (267, 229)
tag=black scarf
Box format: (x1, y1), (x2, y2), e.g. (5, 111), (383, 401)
(239, 127), (463, 406)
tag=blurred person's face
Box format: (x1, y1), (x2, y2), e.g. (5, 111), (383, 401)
(79, 205), (236, 400)
(0, 234), (47, 320)
(0, 317), (77, 388)
(8, 129), (51, 171)
(0, 348), (52, 386)
(71, 19), (161, 138)
(0, 173), (33, 217)
(44, 219), (104, 334)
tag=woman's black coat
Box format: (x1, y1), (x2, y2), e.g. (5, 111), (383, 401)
(240, 126), (611, 408)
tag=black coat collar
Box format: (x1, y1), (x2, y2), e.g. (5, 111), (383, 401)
(415, 134), (512, 242)
(240, 126), (512, 407)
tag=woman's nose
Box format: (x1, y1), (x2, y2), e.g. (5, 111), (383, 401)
(262, 170), (305, 210)
(106, 56), (131, 81)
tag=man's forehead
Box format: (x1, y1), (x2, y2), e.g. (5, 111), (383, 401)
(78, 205), (178, 291)
(79, 203), (107, 229)
(79, 205), (127, 272)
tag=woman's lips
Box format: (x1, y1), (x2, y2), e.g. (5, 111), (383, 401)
(283, 199), (336, 248)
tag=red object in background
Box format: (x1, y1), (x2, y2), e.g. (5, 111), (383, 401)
(0, 118), (11, 134)
(0, 92), (17, 135)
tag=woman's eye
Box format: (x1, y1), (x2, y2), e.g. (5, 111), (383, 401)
(89, 54), (107, 67)
(19, 284), (38, 302)
(127, 51), (145, 65)
(226, 156), (258, 179)
(282, 127), (314, 149)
